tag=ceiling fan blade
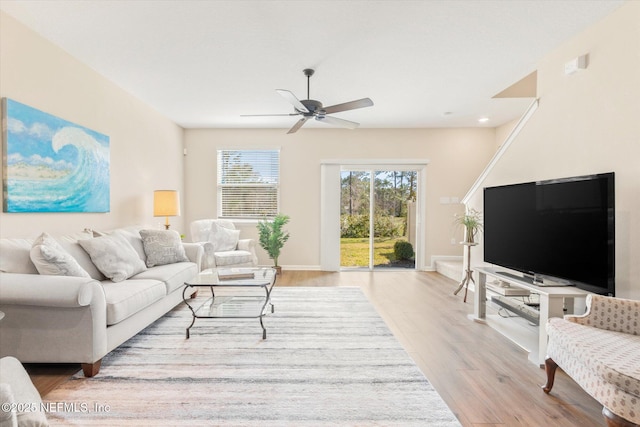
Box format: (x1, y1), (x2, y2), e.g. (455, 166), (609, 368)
(287, 117), (308, 134)
(276, 89), (309, 113)
(322, 98), (373, 114)
(316, 115), (359, 130)
(241, 113), (299, 117)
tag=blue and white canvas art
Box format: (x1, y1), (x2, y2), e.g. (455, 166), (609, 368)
(2, 98), (110, 213)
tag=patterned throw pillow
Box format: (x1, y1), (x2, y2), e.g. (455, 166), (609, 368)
(139, 229), (189, 267)
(209, 222), (240, 252)
(79, 233), (147, 282)
(30, 232), (91, 277)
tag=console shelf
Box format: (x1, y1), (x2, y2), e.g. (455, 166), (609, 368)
(470, 267), (591, 366)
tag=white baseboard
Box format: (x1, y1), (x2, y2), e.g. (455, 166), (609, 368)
(258, 265), (322, 271)
(427, 255), (463, 271)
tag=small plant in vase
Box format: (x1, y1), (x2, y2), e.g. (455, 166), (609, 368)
(453, 208), (483, 302)
(453, 208), (483, 244)
(257, 214), (290, 274)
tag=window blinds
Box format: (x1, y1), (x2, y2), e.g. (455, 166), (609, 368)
(217, 149), (280, 218)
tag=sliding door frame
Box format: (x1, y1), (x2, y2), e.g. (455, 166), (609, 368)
(320, 159), (429, 271)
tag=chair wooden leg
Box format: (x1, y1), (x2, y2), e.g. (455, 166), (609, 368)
(81, 359), (102, 377)
(603, 407), (639, 427)
(542, 357), (558, 393)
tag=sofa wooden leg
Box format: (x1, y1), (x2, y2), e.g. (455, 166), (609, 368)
(603, 407), (638, 427)
(81, 360), (102, 377)
(542, 357), (558, 393)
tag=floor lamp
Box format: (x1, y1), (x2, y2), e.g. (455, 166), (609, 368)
(154, 190), (180, 230)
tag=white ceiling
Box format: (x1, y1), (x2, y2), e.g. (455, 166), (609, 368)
(0, 0), (624, 130)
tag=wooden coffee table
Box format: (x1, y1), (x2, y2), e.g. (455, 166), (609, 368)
(182, 268), (277, 339)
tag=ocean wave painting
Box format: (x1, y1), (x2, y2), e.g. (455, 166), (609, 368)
(2, 98), (110, 213)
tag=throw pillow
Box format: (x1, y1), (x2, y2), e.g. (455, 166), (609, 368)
(57, 231), (106, 280)
(112, 226), (148, 259)
(209, 222), (240, 252)
(78, 233), (146, 282)
(139, 229), (189, 267)
(30, 232), (91, 278)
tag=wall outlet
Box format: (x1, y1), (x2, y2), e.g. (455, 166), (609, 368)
(451, 238), (456, 245)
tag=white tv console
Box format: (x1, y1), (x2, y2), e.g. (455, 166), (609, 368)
(471, 267), (592, 367)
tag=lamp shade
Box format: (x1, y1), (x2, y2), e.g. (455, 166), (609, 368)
(153, 190), (180, 217)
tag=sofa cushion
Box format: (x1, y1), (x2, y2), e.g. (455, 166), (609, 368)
(214, 250), (254, 267)
(101, 279), (166, 325)
(547, 318), (640, 397)
(30, 232), (91, 278)
(139, 229), (188, 267)
(132, 262), (198, 294)
(0, 238), (38, 274)
(79, 234), (147, 282)
(112, 227), (147, 263)
(571, 294), (640, 335)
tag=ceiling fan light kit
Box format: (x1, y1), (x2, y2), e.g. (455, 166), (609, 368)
(242, 69), (373, 134)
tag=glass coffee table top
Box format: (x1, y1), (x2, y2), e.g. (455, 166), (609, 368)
(186, 267), (276, 287)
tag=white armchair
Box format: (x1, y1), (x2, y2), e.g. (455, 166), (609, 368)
(190, 219), (258, 270)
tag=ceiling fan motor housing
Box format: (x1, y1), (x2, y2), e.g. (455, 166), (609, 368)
(299, 99), (324, 116)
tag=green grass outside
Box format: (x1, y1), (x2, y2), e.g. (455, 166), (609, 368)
(340, 237), (411, 267)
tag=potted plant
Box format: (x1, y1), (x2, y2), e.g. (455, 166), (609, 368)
(453, 208), (483, 244)
(257, 213), (290, 274)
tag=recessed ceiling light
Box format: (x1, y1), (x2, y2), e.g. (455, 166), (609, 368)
(478, 117), (490, 123)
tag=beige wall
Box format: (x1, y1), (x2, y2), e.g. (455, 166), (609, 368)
(465, 2), (640, 299)
(0, 12), (185, 238)
(184, 127), (496, 268)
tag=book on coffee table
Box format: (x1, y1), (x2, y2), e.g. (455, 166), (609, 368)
(217, 268), (255, 280)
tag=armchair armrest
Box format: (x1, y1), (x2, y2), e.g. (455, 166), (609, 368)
(237, 239), (258, 266)
(565, 294), (640, 335)
(182, 242), (203, 264)
(0, 272), (102, 308)
(183, 242), (213, 271)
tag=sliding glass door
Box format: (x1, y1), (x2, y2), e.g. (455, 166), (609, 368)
(340, 169), (417, 270)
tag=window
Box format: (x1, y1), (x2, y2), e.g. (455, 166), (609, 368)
(217, 149), (280, 218)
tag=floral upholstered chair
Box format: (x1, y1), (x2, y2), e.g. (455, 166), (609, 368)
(543, 294), (640, 427)
(190, 219), (258, 270)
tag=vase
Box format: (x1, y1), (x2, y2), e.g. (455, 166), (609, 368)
(465, 227), (475, 244)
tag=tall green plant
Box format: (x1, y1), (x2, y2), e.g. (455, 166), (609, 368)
(257, 214), (290, 267)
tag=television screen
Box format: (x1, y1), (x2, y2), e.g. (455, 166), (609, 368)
(483, 173), (615, 295)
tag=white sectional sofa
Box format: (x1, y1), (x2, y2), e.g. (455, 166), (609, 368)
(0, 226), (203, 377)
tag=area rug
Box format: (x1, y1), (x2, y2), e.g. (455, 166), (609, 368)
(44, 287), (461, 426)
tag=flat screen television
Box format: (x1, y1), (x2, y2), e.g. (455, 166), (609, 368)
(483, 172), (615, 296)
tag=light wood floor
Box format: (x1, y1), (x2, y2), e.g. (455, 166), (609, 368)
(27, 270), (604, 426)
